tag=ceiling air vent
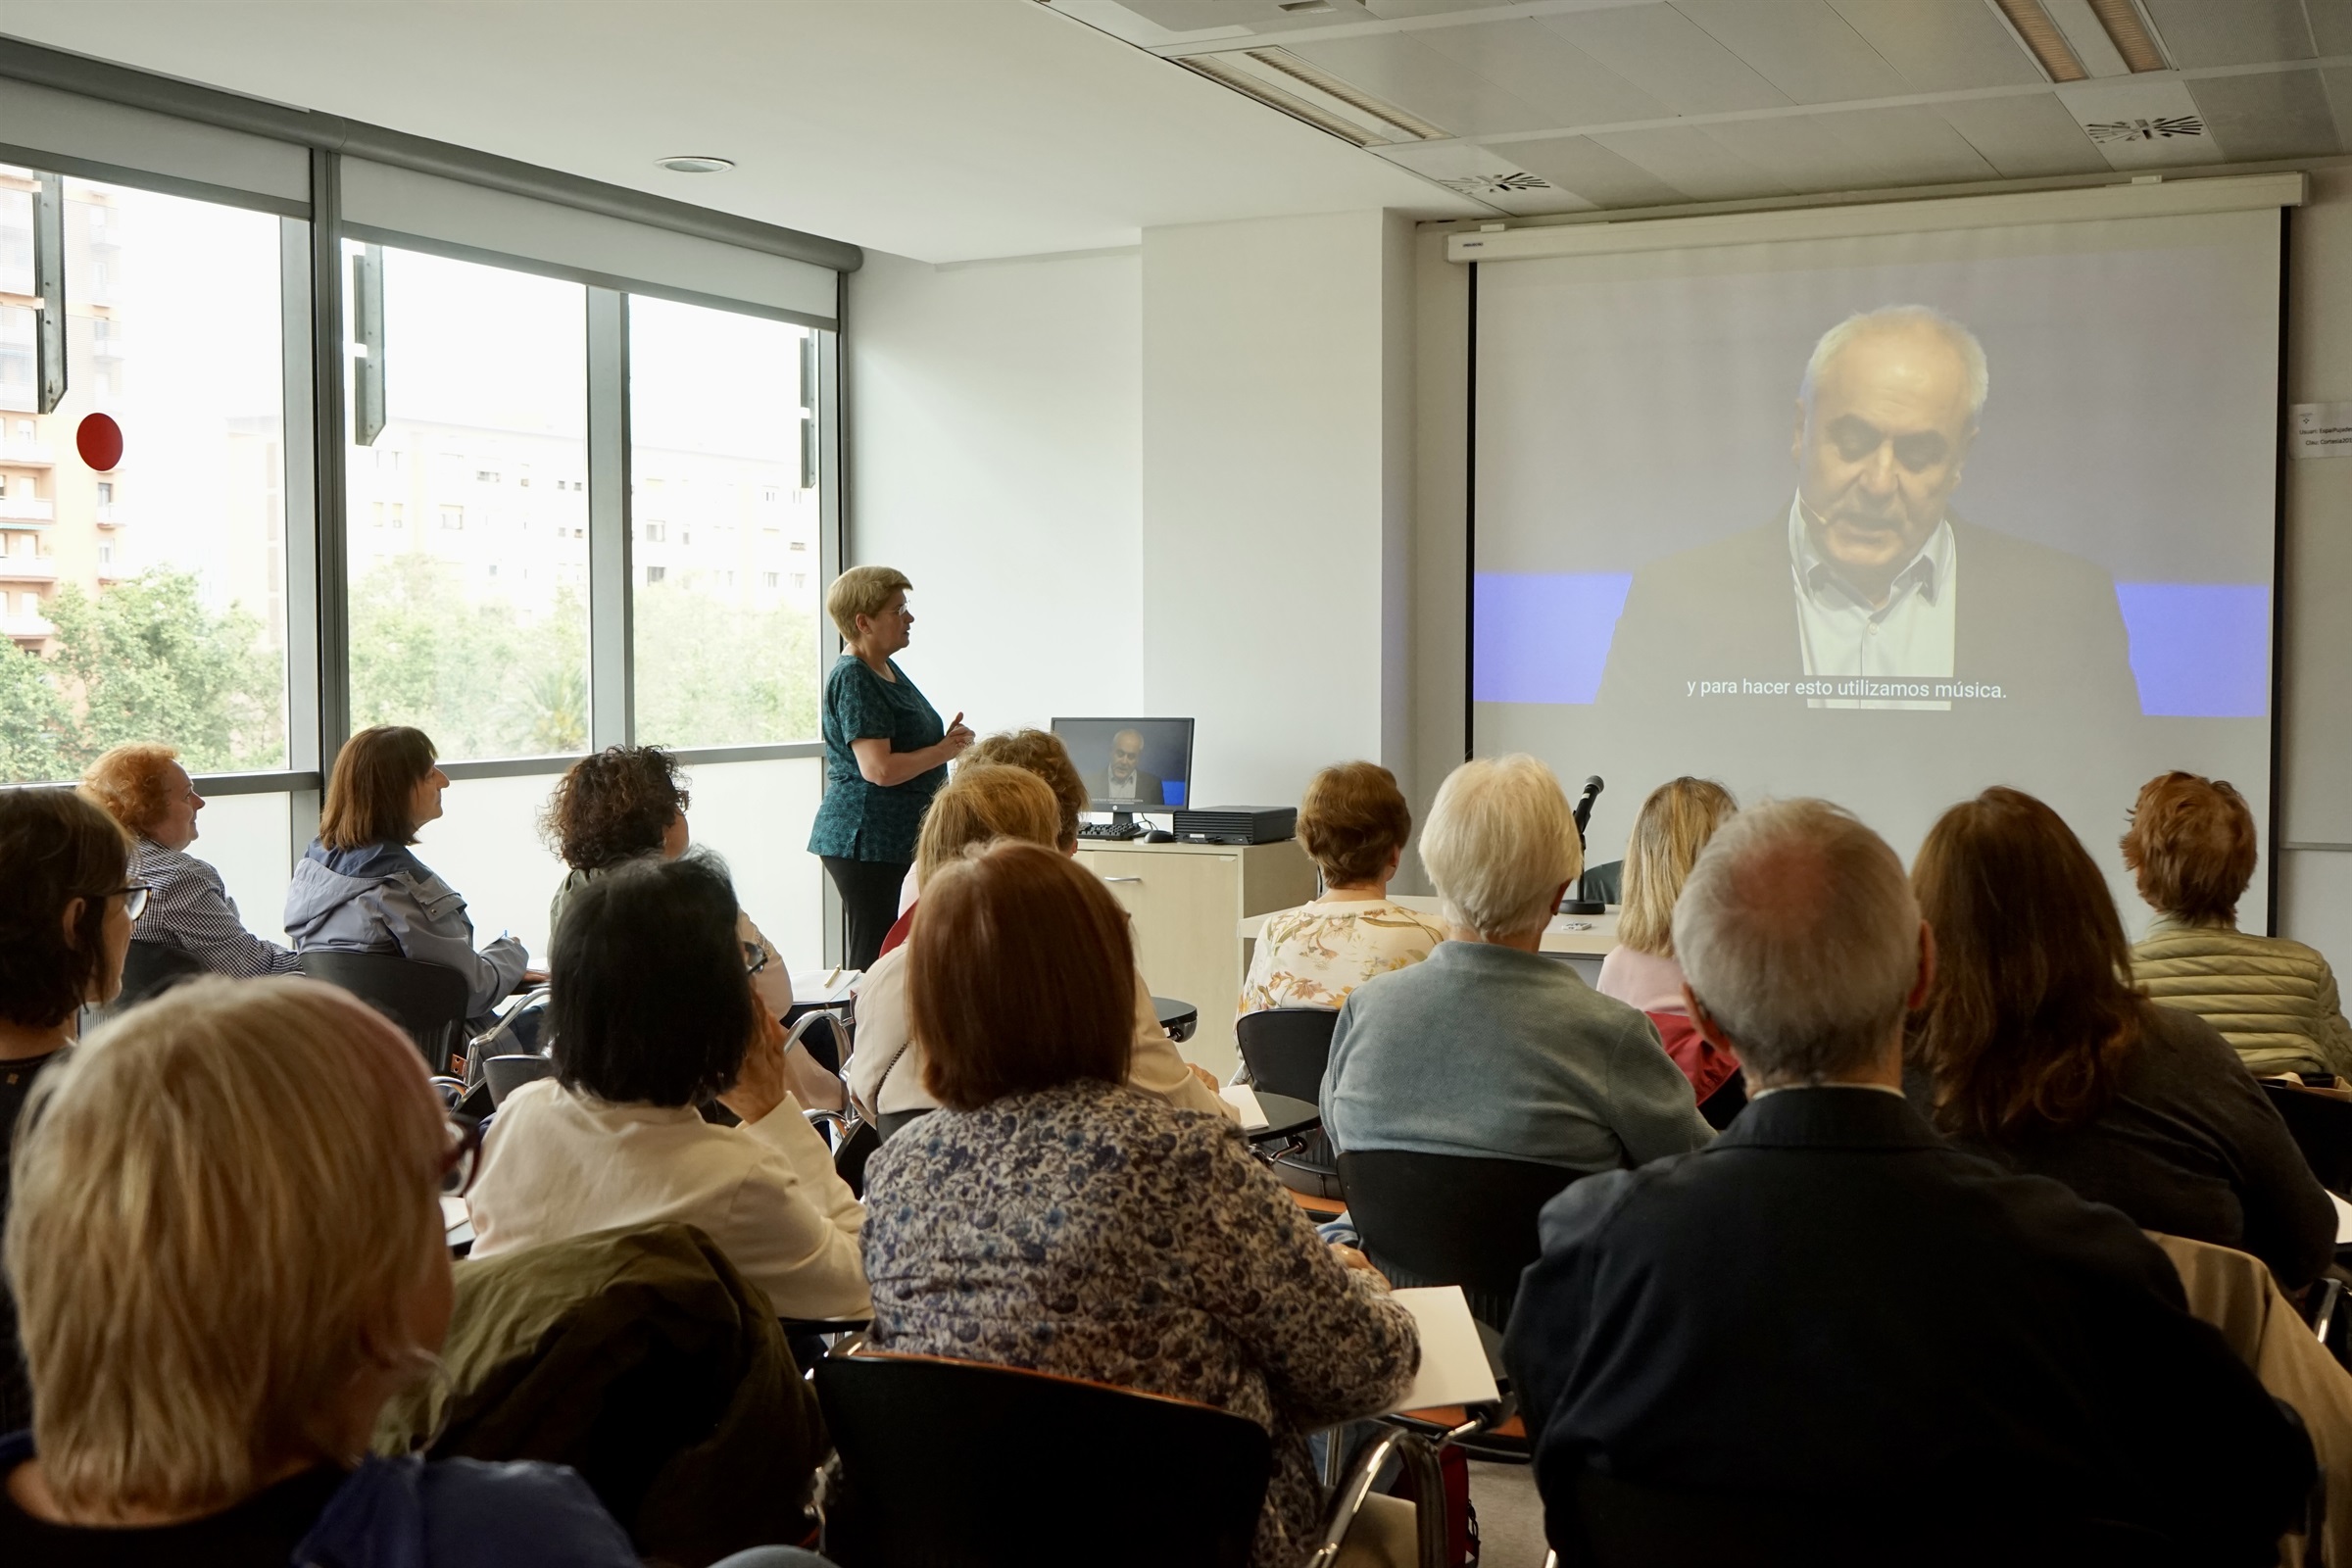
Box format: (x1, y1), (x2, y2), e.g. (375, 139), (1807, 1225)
(2084, 114), (2203, 144)
(1438, 172), (1555, 196)
(1177, 46), (1450, 147)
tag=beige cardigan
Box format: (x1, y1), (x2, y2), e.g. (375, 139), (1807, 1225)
(2132, 916), (2352, 1080)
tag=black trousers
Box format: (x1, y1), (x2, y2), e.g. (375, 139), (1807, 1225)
(822, 856), (911, 973)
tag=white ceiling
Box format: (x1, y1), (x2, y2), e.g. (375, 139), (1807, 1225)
(0, 0), (1487, 264)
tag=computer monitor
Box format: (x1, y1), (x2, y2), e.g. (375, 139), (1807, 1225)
(1051, 717), (1196, 819)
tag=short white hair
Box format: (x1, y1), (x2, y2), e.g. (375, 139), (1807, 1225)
(1801, 306), (1988, 423)
(1672, 798), (1919, 1083)
(1419, 756), (1582, 941)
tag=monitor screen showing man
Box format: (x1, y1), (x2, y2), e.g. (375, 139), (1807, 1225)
(1052, 717), (1195, 810)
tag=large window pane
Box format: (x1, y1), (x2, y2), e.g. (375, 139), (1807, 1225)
(344, 244), (588, 761)
(195, 789), (295, 947)
(0, 169), (290, 783)
(628, 296), (822, 748)
(680, 753), (825, 968)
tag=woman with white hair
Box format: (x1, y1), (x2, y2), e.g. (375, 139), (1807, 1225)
(1320, 755), (1713, 1172)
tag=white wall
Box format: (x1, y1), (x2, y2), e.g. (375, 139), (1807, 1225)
(845, 247), (1146, 731)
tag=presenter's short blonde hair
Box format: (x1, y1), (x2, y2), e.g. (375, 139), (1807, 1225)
(1617, 777), (1739, 959)
(914, 763), (1063, 886)
(1419, 756), (1582, 941)
(826, 564), (914, 642)
(6, 979), (448, 1517)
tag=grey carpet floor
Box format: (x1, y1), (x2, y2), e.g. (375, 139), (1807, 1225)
(1468, 1459), (1549, 1568)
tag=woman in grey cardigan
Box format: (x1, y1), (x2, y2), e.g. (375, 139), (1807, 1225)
(1321, 755), (1715, 1173)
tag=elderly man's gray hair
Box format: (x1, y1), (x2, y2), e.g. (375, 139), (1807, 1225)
(1801, 305), (1988, 423)
(1671, 798), (1920, 1085)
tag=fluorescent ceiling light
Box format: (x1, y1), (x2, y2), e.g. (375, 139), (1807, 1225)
(2087, 0), (2169, 72)
(1992, 0), (2089, 82)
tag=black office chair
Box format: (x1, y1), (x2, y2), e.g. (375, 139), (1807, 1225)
(1236, 1007), (1343, 1198)
(814, 1340), (1445, 1568)
(297, 951), (471, 1072)
(1337, 1149), (1582, 1333)
(116, 939), (207, 1008)
(482, 1053), (554, 1107)
(2262, 1080), (2352, 1195)
(1575, 859), (1622, 906)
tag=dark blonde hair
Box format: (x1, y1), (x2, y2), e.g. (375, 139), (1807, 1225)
(825, 564), (913, 643)
(79, 743), (182, 839)
(909, 841), (1135, 1110)
(913, 763), (1062, 887)
(7, 979), (446, 1516)
(964, 729), (1089, 849)
(1617, 778), (1739, 958)
(319, 726), (437, 851)
(1298, 761), (1412, 888)
(2121, 771), (2257, 927)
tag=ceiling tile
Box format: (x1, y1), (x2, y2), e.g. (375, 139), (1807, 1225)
(1280, 31), (1553, 135)
(1701, 112), (1897, 190)
(1501, 133), (1691, 205)
(2321, 68), (2352, 157)
(1412, 19), (1670, 127)
(1669, 0), (1908, 105)
(2187, 69), (2343, 162)
(1100, 0), (1378, 36)
(1361, 0), (1524, 15)
(1591, 123), (1791, 200)
(1936, 93), (2108, 177)
(2056, 77), (2226, 170)
(2137, 0), (2314, 69)
(1370, 140), (1593, 213)
(1810, 106), (2001, 185)
(2308, 0), (2352, 55)
(1824, 0), (2045, 92)
(1542, 5), (1794, 116)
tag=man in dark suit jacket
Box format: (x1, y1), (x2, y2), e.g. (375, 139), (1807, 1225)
(1503, 799), (2311, 1566)
(1595, 307), (2139, 718)
(1082, 727), (1165, 807)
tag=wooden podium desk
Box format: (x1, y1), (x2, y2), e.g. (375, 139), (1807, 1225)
(1074, 837), (1318, 1079)
(1238, 896), (1621, 985)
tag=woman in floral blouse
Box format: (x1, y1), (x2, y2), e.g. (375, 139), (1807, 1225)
(1240, 761), (1446, 1016)
(860, 842), (1422, 1568)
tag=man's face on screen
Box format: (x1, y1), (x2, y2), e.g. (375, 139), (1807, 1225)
(1793, 325), (1976, 596)
(1111, 731), (1145, 781)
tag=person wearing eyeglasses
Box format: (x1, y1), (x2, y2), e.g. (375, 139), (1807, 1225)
(0, 788), (141, 1435)
(0, 977), (650, 1566)
(79, 742), (302, 979)
(465, 852), (868, 1324)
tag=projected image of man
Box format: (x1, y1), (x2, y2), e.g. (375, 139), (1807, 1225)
(1088, 727), (1166, 807)
(1596, 306), (2139, 715)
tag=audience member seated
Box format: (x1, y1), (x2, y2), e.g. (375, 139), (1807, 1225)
(542, 745), (837, 1111)
(2125, 770), (2352, 1081)
(861, 841), (1421, 1568)
(849, 762), (1231, 1128)
(875, 725), (1093, 956)
(1594, 776), (1740, 1115)
(79, 743), (300, 978)
(0, 789), (134, 1436)
(466, 854), (868, 1322)
(1906, 787), (2334, 1290)
(0, 978), (639, 1566)
(1238, 761), (1445, 1015)
(1504, 799), (2315, 1565)
(1322, 755), (1711, 1171)
(284, 725), (530, 1026)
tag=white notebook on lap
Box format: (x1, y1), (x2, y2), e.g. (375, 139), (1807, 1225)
(1385, 1286), (1502, 1413)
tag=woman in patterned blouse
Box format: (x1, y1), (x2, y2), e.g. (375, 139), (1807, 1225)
(861, 841), (1422, 1568)
(1238, 761), (1445, 1016)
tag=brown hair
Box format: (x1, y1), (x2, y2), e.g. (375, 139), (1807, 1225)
(1617, 777), (1739, 958)
(542, 746), (688, 871)
(825, 564), (913, 643)
(79, 743), (182, 840)
(318, 726), (437, 851)
(1909, 787), (2142, 1141)
(1298, 761), (1413, 888)
(908, 841), (1135, 1110)
(913, 763), (1062, 887)
(964, 729), (1089, 850)
(2121, 771), (2257, 926)
(0, 788), (131, 1029)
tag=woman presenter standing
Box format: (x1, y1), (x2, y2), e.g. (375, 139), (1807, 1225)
(808, 566), (972, 970)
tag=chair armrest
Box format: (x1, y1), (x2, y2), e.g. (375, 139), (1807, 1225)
(426, 1075), (466, 1109)
(1309, 1426), (1448, 1568)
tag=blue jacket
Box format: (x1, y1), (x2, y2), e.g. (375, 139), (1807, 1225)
(0, 1432), (638, 1567)
(284, 840), (527, 1018)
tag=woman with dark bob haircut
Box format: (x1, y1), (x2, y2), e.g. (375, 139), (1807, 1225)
(0, 788), (139, 1432)
(464, 852), (867, 1321)
(1907, 786), (2333, 1288)
(860, 842), (1422, 1568)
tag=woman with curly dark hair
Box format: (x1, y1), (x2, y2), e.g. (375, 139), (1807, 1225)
(541, 747), (839, 1110)
(1905, 786), (2331, 1288)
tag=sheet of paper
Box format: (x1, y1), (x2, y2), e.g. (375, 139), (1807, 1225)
(1386, 1286), (1502, 1413)
(1220, 1083), (1270, 1131)
(2330, 1191), (2352, 1246)
(795, 966), (861, 1005)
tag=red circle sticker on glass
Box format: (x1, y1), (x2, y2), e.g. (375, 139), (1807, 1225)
(76, 413), (123, 472)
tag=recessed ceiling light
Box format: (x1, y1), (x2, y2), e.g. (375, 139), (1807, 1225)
(656, 155), (735, 174)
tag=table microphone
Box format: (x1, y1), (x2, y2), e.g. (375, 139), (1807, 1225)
(1572, 775), (1604, 839)
(1562, 776), (1607, 916)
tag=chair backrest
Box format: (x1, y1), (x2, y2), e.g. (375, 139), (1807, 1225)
(814, 1344), (1271, 1568)
(483, 1053), (555, 1107)
(117, 939), (208, 1007)
(1234, 1006), (1340, 1102)
(297, 950), (471, 1069)
(1338, 1149), (1582, 1329)
(2262, 1081), (2352, 1195)
(1577, 858), (1623, 906)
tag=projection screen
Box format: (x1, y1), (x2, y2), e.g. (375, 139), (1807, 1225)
(1469, 188), (2286, 932)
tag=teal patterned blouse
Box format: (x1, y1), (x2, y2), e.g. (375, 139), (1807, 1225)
(806, 654), (947, 864)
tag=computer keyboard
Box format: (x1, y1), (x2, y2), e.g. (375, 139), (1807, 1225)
(1077, 820), (1151, 841)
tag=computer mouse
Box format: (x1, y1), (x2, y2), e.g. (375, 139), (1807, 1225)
(1145, 829), (1175, 843)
